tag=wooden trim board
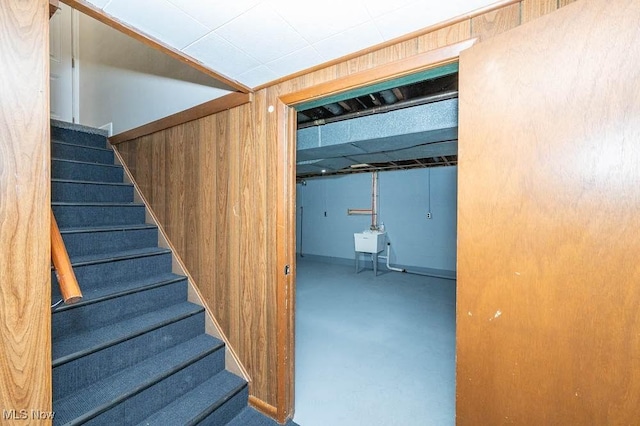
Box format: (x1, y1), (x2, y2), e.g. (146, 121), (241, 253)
(280, 38), (477, 106)
(249, 395), (278, 419)
(109, 92), (253, 145)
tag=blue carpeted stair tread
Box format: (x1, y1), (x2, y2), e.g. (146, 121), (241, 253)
(52, 280), (188, 341)
(52, 180), (134, 202)
(57, 224), (159, 258)
(53, 334), (224, 425)
(52, 178), (133, 187)
(66, 246), (171, 266)
(52, 140), (113, 153)
(52, 141), (114, 164)
(52, 272), (186, 309)
(136, 370), (246, 426)
(52, 158), (124, 183)
(52, 157), (122, 169)
(53, 302), (204, 367)
(59, 223), (157, 233)
(225, 407), (301, 426)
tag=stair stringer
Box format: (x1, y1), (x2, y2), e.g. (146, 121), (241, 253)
(110, 143), (251, 384)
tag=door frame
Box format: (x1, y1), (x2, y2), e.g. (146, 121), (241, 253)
(274, 37), (478, 423)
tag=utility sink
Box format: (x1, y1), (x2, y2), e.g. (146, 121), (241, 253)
(354, 230), (386, 253)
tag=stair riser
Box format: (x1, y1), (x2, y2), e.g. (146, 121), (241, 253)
(52, 181), (134, 203)
(52, 142), (114, 164)
(51, 127), (108, 149)
(83, 350), (226, 426)
(61, 227), (158, 258)
(199, 387), (249, 426)
(53, 311), (208, 400)
(52, 204), (146, 228)
(52, 252), (173, 300)
(52, 160), (123, 183)
(53, 281), (187, 339)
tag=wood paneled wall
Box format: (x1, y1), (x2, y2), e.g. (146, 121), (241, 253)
(116, 0), (573, 417)
(0, 0), (52, 420)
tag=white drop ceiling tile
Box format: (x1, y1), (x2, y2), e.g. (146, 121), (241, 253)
(373, 2), (452, 41)
(363, 0), (415, 18)
(183, 32), (261, 79)
(166, 0), (261, 30)
(270, 0), (371, 44)
(236, 66), (280, 88)
(215, 3), (308, 64)
(313, 21), (384, 62)
(104, 0), (210, 49)
(266, 46), (324, 78)
(86, 0), (112, 9)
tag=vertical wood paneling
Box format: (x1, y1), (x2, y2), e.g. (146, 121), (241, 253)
(151, 131), (166, 223)
(114, 0), (579, 416)
(183, 123), (199, 276)
(166, 126), (186, 254)
(215, 112), (230, 331)
(471, 3), (521, 41)
(558, 0), (577, 6)
(227, 106), (241, 352)
(0, 0), (51, 417)
(197, 116), (216, 304)
(417, 20), (472, 51)
(458, 0), (640, 424)
(522, 0), (558, 22)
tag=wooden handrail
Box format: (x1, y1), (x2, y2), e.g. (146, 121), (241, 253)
(51, 210), (82, 304)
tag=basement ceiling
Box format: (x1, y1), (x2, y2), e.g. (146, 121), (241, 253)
(296, 73), (459, 179)
(81, 0), (498, 88)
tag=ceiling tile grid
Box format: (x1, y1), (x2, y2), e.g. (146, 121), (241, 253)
(86, 0), (497, 88)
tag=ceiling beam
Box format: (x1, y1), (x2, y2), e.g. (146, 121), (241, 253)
(60, 0), (252, 94)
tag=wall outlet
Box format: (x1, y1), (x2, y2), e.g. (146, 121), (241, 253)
(427, 212), (432, 219)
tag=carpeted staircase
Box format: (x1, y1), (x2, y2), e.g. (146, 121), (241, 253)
(50, 120), (288, 426)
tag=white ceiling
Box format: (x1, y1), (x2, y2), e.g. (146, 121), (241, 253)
(86, 0), (497, 89)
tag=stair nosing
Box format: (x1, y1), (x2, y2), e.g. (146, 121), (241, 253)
(52, 157), (123, 169)
(52, 303), (205, 368)
(67, 247), (172, 268)
(52, 178), (132, 187)
(52, 140), (113, 153)
(52, 275), (187, 313)
(58, 224), (156, 234)
(52, 201), (143, 207)
(185, 376), (247, 426)
(58, 335), (224, 426)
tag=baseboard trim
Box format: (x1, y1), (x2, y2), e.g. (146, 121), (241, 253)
(298, 253), (456, 279)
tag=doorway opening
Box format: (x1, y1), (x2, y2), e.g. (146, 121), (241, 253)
(289, 68), (459, 425)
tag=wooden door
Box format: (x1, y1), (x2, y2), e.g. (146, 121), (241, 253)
(457, 0), (640, 424)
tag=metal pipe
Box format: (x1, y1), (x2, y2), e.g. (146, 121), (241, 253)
(371, 171), (378, 229)
(298, 90), (458, 129)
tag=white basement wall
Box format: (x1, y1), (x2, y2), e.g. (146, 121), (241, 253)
(296, 166), (457, 274)
(78, 14), (233, 134)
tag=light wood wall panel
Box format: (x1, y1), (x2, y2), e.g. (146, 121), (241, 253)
(522, 0), (558, 22)
(0, 0), (52, 419)
(116, 0), (575, 416)
(471, 3), (522, 41)
(458, 0), (640, 423)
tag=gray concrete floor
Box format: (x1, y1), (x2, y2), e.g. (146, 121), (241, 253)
(293, 258), (456, 426)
